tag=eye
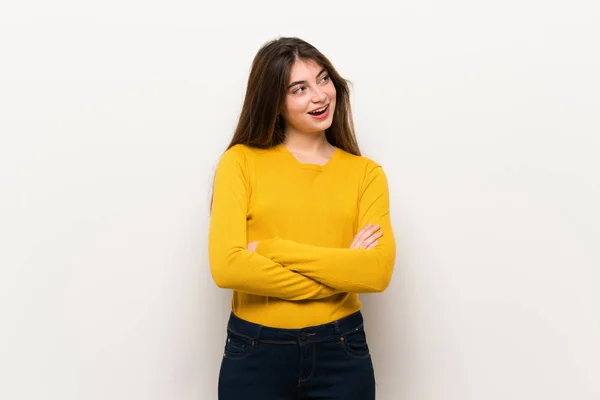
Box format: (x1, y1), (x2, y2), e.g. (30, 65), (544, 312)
(321, 74), (330, 83)
(292, 86), (306, 95)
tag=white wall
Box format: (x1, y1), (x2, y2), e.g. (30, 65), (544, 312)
(1, 1), (599, 399)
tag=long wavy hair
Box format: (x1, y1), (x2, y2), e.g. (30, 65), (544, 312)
(226, 36), (361, 155)
(210, 37), (361, 211)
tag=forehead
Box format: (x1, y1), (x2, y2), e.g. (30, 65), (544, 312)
(288, 59), (324, 81)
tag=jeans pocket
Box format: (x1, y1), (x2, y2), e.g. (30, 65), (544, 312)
(223, 329), (253, 360)
(340, 325), (371, 359)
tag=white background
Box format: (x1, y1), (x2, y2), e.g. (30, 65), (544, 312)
(1, 1), (599, 399)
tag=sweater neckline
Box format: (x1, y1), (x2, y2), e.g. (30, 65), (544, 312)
(276, 143), (340, 171)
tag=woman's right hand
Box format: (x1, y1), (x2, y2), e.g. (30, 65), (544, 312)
(350, 223), (383, 250)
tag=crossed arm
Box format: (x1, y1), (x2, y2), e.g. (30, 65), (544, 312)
(253, 163), (396, 293)
(209, 147), (338, 300)
(208, 147), (396, 299)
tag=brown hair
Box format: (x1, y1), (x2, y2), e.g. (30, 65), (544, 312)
(226, 36), (361, 155)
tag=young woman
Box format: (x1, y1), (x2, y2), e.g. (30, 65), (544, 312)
(208, 36), (396, 399)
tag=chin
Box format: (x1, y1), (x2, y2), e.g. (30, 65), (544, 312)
(307, 116), (334, 130)
(304, 123), (332, 134)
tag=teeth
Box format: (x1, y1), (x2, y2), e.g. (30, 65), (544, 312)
(309, 105), (328, 114)
(309, 104), (329, 114)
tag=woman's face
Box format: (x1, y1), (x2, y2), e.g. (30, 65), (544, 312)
(280, 58), (336, 136)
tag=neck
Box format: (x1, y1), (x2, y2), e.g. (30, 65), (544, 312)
(283, 130), (331, 153)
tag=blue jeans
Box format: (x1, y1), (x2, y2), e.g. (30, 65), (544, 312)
(218, 310), (376, 399)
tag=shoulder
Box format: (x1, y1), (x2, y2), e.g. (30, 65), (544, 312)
(215, 145), (252, 180)
(217, 144), (276, 179)
(335, 149), (390, 196)
(336, 148), (385, 177)
(222, 143), (270, 161)
(222, 143), (249, 160)
(218, 144), (258, 167)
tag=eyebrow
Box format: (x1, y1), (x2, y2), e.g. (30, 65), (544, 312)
(287, 68), (328, 89)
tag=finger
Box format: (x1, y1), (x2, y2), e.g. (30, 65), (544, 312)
(359, 229), (382, 249)
(355, 223), (376, 243)
(366, 240), (379, 250)
(351, 223), (372, 248)
(362, 231), (383, 247)
(350, 229), (364, 248)
(368, 224), (381, 235)
(352, 223), (380, 249)
(366, 230), (383, 241)
(359, 224), (381, 244)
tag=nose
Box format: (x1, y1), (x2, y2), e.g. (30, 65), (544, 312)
(311, 87), (327, 103)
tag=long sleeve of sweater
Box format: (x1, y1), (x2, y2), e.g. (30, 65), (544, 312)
(208, 146), (339, 300)
(255, 163), (396, 293)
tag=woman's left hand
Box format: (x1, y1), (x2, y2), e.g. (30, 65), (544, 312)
(247, 242), (258, 252)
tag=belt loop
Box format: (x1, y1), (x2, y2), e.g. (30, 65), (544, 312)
(253, 325), (262, 348)
(334, 321), (341, 344)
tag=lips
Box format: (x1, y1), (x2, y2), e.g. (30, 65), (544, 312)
(308, 104), (329, 115)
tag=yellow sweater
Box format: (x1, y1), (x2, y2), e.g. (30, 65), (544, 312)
(208, 143), (396, 328)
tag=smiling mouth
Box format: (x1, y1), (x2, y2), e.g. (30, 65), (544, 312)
(308, 104), (329, 116)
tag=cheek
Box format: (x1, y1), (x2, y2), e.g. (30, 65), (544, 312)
(286, 99), (308, 119)
(327, 86), (337, 102)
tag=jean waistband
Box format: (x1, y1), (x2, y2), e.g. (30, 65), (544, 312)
(226, 311), (365, 345)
